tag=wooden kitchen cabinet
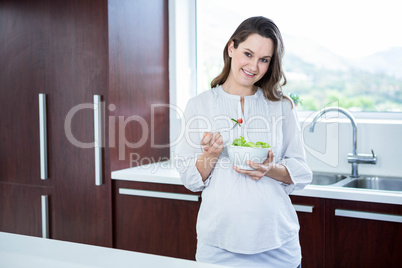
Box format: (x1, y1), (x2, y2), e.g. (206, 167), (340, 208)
(0, 183), (52, 237)
(108, 0), (170, 171)
(45, 0), (112, 247)
(291, 196), (325, 268)
(0, 0), (169, 248)
(113, 180), (200, 260)
(325, 199), (402, 268)
(0, 0), (113, 246)
(291, 196), (402, 268)
(0, 0), (51, 187)
(0, 0), (53, 238)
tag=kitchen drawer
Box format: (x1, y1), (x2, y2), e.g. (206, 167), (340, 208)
(113, 180), (200, 260)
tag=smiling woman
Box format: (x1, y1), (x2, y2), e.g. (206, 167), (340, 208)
(174, 16), (312, 268)
(210, 16), (288, 106)
(224, 34), (273, 93)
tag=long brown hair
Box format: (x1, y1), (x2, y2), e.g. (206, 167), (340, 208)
(211, 16), (287, 102)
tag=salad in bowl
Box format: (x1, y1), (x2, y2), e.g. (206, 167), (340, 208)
(227, 136), (271, 170)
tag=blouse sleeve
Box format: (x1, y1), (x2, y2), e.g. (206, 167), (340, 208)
(278, 100), (313, 194)
(174, 99), (211, 192)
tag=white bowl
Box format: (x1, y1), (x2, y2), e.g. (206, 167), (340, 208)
(227, 145), (271, 170)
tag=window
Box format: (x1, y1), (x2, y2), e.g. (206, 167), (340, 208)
(196, 0), (402, 114)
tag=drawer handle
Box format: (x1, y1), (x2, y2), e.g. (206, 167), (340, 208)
(39, 94), (48, 180)
(93, 95), (102, 186)
(119, 188), (200, 202)
(293, 204), (314, 213)
(41, 195), (49, 238)
(335, 209), (402, 223)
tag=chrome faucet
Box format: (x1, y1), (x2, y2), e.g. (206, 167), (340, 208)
(309, 107), (377, 178)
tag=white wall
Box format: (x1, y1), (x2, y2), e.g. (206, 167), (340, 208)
(302, 118), (402, 177)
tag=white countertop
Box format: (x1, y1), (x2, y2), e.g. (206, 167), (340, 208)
(111, 161), (402, 205)
(0, 232), (228, 268)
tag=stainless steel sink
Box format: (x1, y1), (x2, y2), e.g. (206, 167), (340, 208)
(311, 173), (347, 185)
(341, 176), (402, 191)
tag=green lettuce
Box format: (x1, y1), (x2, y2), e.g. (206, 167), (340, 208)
(232, 136), (246, 146)
(232, 136), (270, 148)
(256, 141), (270, 148)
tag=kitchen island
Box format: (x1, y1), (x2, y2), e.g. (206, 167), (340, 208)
(0, 232), (228, 268)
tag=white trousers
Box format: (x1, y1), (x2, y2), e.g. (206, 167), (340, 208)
(196, 236), (301, 268)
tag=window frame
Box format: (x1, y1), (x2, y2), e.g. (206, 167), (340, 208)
(168, 0), (198, 154)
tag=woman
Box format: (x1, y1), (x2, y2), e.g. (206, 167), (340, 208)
(175, 16), (312, 268)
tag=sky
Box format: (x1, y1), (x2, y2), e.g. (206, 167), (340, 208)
(199, 0), (402, 58)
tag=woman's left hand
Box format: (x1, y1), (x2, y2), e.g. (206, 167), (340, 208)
(233, 150), (274, 181)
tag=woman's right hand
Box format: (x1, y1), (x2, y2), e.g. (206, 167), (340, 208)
(201, 132), (224, 158)
(196, 132), (224, 181)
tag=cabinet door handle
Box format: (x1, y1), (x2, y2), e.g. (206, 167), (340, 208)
(119, 188), (200, 202)
(335, 209), (402, 223)
(41, 195), (49, 238)
(293, 204), (314, 213)
(39, 94), (48, 180)
(93, 95), (102, 186)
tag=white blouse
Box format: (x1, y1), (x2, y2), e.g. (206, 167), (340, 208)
(175, 86), (312, 254)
